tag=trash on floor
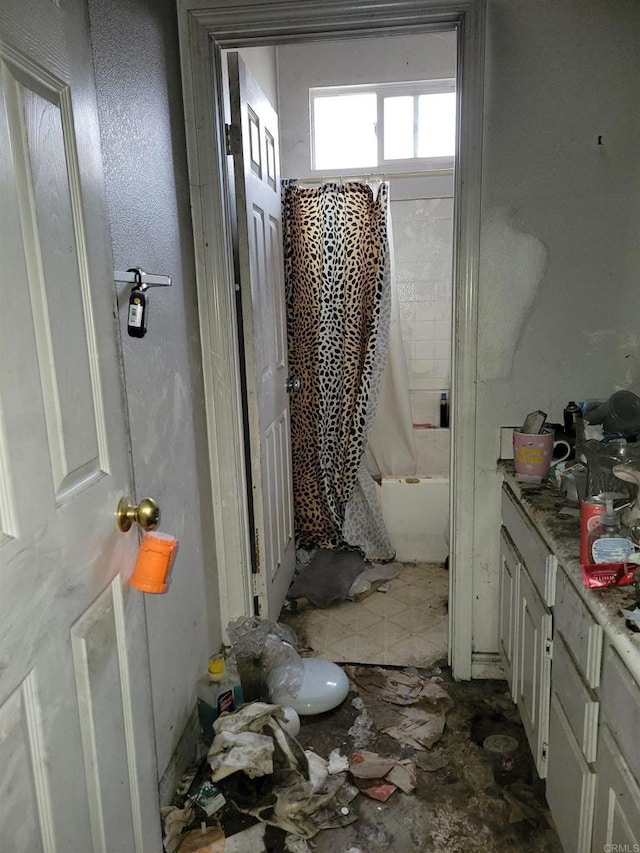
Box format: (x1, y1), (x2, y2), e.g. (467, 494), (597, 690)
(226, 616), (304, 703)
(347, 696), (374, 748)
(271, 657), (350, 715)
(287, 548), (368, 608)
(208, 701), (357, 839)
(348, 749), (416, 800)
(347, 561), (404, 599)
(346, 665), (452, 751)
(185, 757), (226, 815)
(161, 804), (195, 853)
(178, 822), (267, 852)
(177, 823), (225, 852)
(346, 665), (452, 708)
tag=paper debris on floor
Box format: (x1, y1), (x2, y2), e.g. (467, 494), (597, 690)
(348, 750), (416, 800)
(346, 665), (452, 708)
(327, 748), (350, 774)
(383, 705), (446, 750)
(346, 665), (452, 751)
(161, 804), (195, 853)
(177, 823), (225, 852)
(207, 701), (357, 839)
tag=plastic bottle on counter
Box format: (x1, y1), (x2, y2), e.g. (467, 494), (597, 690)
(196, 654), (244, 745)
(563, 401), (581, 438)
(586, 499), (634, 565)
(440, 391), (449, 428)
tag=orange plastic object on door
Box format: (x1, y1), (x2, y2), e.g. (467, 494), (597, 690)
(129, 531), (178, 593)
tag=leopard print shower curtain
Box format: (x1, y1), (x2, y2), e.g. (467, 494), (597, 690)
(283, 181), (394, 560)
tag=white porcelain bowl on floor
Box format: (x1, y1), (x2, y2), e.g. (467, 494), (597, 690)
(271, 658), (349, 715)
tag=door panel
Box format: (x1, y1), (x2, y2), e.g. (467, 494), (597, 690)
(0, 1), (160, 850)
(228, 52), (296, 619)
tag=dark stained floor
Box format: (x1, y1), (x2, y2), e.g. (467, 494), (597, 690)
(173, 662), (563, 852)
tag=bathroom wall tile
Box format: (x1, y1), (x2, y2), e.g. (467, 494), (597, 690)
(433, 340), (452, 360)
(431, 321), (452, 341)
(410, 390), (441, 425)
(413, 340), (436, 361)
(398, 301), (416, 322)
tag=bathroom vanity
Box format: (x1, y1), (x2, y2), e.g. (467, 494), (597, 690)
(499, 464), (640, 851)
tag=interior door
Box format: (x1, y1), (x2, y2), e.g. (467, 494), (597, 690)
(228, 52), (296, 619)
(0, 1), (161, 850)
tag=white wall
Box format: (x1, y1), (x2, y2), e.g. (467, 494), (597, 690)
(277, 31), (456, 179)
(392, 197), (454, 427)
(86, 0), (220, 792)
(473, 0), (640, 655)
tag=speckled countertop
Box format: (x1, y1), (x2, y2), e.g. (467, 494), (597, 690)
(499, 461), (640, 685)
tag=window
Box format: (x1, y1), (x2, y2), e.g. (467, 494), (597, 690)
(310, 79), (456, 172)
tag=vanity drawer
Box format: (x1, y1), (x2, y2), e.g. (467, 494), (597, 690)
(599, 643), (640, 783)
(554, 569), (603, 689)
(551, 630), (598, 761)
(501, 485), (556, 606)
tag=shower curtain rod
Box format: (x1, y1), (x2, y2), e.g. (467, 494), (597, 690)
(288, 168), (454, 185)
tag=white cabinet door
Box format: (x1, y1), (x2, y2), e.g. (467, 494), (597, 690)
(592, 725), (640, 850)
(499, 528), (520, 696)
(0, 0), (160, 850)
(228, 53), (296, 619)
(547, 691), (596, 853)
(516, 567), (552, 778)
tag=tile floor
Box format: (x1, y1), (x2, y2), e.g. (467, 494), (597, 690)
(283, 562), (448, 667)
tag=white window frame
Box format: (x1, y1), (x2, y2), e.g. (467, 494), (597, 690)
(310, 78), (456, 174)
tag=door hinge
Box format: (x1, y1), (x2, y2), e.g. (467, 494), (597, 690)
(252, 570), (266, 599)
(545, 638), (553, 659)
(225, 123), (233, 156)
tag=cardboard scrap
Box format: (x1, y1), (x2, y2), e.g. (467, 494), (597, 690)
(385, 760), (417, 794)
(349, 750), (395, 780)
(348, 750), (416, 800)
(358, 781), (397, 802)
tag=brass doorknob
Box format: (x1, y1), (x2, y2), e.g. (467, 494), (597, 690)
(117, 496), (160, 532)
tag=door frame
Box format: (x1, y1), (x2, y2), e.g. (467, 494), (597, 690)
(177, 0), (485, 679)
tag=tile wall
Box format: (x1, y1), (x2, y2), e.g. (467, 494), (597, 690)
(391, 196), (454, 429)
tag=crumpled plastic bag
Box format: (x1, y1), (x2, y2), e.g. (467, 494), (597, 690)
(227, 616), (304, 700)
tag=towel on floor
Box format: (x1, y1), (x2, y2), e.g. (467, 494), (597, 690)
(286, 549), (366, 608)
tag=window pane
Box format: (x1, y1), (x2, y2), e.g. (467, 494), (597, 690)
(383, 96), (414, 160)
(417, 92), (456, 157)
(313, 94), (377, 170)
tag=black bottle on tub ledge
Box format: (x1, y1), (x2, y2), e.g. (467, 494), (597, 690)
(440, 391), (449, 428)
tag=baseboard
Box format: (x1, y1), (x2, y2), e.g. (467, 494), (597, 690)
(471, 652), (505, 680)
(158, 706), (202, 807)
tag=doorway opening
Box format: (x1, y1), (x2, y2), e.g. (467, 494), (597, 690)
(227, 32), (456, 665)
(177, 0), (484, 680)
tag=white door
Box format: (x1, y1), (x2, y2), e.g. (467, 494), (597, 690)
(0, 1), (161, 850)
(228, 53), (296, 619)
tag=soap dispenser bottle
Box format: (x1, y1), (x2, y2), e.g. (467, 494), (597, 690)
(587, 499), (634, 564)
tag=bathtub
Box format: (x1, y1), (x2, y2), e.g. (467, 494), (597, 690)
(379, 427), (450, 563)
